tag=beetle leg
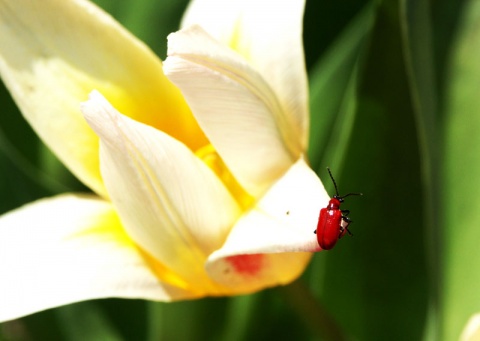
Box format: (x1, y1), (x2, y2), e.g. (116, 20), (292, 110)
(341, 209), (350, 216)
(340, 224), (353, 237)
(340, 216), (353, 238)
(313, 229), (317, 234)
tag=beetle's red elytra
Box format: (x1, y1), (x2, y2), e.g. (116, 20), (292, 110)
(314, 168), (362, 250)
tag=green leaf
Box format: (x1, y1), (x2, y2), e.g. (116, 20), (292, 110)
(219, 295), (259, 341)
(400, 0), (440, 339)
(307, 1), (430, 339)
(91, 0), (189, 59)
(55, 302), (122, 341)
(147, 299), (227, 341)
(108, 0), (190, 59)
(442, 1), (480, 340)
(308, 1), (377, 175)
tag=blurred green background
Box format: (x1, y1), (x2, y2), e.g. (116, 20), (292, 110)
(1, 0), (479, 340)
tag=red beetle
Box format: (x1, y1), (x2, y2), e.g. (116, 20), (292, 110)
(314, 168), (362, 250)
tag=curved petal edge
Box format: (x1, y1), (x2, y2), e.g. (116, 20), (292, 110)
(0, 194), (199, 322)
(205, 158), (328, 292)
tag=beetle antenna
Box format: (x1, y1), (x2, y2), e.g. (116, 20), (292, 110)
(327, 167), (340, 197)
(340, 192), (363, 199)
(327, 167), (363, 199)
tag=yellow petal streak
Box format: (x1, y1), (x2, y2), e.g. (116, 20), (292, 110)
(101, 79), (209, 153)
(195, 144), (254, 210)
(42, 196), (187, 294)
(137, 248), (204, 295)
(71, 207), (203, 295)
(228, 18), (251, 62)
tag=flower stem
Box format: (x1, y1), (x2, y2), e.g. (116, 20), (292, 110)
(279, 280), (348, 341)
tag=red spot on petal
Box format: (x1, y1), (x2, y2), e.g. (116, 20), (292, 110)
(225, 254), (263, 276)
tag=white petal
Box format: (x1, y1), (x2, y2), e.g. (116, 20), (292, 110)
(0, 194), (198, 322)
(164, 26), (300, 197)
(460, 314), (480, 341)
(206, 252), (312, 294)
(211, 158), (328, 256)
(205, 158), (329, 291)
(82, 91), (241, 294)
(182, 0), (309, 149)
(0, 0), (196, 197)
